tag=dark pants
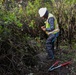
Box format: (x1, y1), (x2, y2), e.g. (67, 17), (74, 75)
(46, 33), (59, 59)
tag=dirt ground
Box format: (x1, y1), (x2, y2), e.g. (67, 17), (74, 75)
(28, 48), (76, 75)
(32, 59), (71, 75)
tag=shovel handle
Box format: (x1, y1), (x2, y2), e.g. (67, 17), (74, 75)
(61, 61), (71, 66)
(52, 61), (60, 66)
(48, 61), (59, 71)
(48, 61), (71, 71)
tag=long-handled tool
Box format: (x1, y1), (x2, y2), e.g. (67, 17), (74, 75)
(48, 61), (71, 71)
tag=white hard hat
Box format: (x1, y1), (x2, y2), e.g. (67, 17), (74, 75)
(38, 7), (47, 17)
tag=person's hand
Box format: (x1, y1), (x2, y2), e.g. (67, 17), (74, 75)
(42, 28), (46, 31)
(48, 32), (52, 35)
(41, 26), (46, 31)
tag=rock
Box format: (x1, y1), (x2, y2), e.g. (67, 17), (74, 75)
(28, 73), (33, 75)
(36, 52), (48, 62)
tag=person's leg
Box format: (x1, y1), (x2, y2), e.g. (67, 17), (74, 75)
(46, 34), (55, 59)
(52, 42), (54, 54)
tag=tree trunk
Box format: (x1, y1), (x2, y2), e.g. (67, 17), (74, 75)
(68, 24), (72, 48)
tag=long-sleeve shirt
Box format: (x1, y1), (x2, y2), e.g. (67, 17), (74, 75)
(46, 17), (55, 32)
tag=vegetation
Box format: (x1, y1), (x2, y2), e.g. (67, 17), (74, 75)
(0, 0), (76, 75)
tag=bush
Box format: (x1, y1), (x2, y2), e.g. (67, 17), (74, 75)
(0, 0), (76, 74)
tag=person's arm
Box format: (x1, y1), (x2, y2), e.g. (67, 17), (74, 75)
(47, 27), (60, 35)
(47, 23), (60, 35)
(46, 17), (55, 31)
(46, 17), (60, 35)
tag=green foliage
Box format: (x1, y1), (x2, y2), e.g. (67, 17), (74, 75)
(0, 0), (76, 74)
(64, 0), (76, 5)
(3, 11), (22, 27)
(25, 0), (76, 46)
(25, 0), (42, 28)
(46, 0), (76, 46)
(26, 0), (41, 17)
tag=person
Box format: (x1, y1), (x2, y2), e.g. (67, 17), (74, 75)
(38, 7), (60, 60)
